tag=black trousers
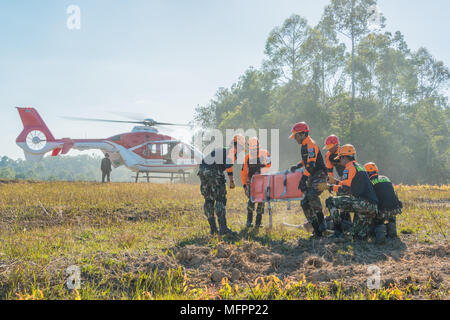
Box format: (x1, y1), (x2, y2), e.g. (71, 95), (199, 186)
(102, 171), (111, 183)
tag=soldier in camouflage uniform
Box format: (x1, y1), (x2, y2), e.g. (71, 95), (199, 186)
(289, 122), (328, 238)
(325, 145), (379, 240)
(364, 162), (403, 242)
(198, 135), (245, 236)
(323, 135), (352, 232)
(241, 137), (271, 228)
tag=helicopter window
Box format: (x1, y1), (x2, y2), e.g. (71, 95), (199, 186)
(147, 144), (158, 155)
(160, 144), (168, 156)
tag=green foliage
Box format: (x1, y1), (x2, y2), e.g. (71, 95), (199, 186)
(194, 0), (449, 185)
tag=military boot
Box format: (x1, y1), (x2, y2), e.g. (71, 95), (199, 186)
(246, 211), (253, 228)
(218, 214), (236, 236)
(375, 224), (387, 244)
(255, 213), (263, 228)
(386, 221), (398, 239)
(332, 221), (344, 239)
(311, 221), (323, 238)
(341, 218), (353, 233)
(208, 217), (218, 235)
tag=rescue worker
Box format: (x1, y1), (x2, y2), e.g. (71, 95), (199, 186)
(325, 145), (379, 240)
(323, 135), (352, 233)
(289, 122), (328, 238)
(364, 162), (403, 242)
(197, 134), (245, 236)
(101, 153), (112, 183)
(241, 137), (271, 228)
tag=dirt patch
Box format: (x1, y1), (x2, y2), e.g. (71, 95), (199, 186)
(167, 238), (449, 294)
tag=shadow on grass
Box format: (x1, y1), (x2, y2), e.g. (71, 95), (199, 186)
(172, 225), (408, 267)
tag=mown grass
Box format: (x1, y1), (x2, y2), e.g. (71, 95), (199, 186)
(0, 181), (448, 300)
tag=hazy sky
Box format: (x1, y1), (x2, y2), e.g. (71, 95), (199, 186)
(1, 0), (449, 159)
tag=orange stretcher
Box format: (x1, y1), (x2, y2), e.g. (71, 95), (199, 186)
(250, 169), (305, 228)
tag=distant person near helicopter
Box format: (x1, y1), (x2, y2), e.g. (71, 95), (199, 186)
(101, 153), (112, 183)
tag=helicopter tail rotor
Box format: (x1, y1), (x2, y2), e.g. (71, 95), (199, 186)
(16, 107), (59, 161)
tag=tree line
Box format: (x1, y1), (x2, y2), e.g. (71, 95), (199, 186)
(194, 0), (449, 185)
(0, 155), (134, 182)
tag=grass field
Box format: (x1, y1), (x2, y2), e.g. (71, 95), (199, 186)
(0, 180), (448, 300)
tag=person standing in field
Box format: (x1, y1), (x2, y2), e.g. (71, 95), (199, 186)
(289, 122), (328, 238)
(198, 135), (245, 236)
(101, 153), (112, 183)
(241, 137), (271, 228)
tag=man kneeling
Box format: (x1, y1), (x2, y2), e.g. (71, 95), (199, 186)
(325, 145), (379, 240)
(364, 162), (403, 243)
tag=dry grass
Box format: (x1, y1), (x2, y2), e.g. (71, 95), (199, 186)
(0, 181), (448, 300)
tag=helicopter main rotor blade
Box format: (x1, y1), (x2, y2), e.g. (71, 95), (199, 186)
(61, 116), (144, 125)
(154, 122), (191, 127)
(108, 111), (147, 121)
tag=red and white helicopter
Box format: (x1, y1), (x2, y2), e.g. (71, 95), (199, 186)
(16, 107), (203, 181)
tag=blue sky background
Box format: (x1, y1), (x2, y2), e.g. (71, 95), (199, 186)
(1, 0), (449, 159)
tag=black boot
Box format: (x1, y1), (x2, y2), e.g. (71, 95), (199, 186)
(246, 211), (253, 228)
(316, 209), (325, 226)
(341, 219), (353, 232)
(386, 221), (398, 238)
(375, 224), (387, 244)
(255, 213), (263, 228)
(316, 210), (329, 234)
(311, 221), (322, 238)
(218, 214), (236, 236)
(332, 221), (344, 239)
(208, 217), (218, 235)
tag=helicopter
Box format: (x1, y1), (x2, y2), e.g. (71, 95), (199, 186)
(15, 107), (203, 182)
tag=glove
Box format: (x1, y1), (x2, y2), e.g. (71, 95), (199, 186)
(298, 175), (308, 192)
(327, 176), (337, 184)
(328, 184), (334, 193)
(290, 165), (299, 173)
(229, 180), (235, 189)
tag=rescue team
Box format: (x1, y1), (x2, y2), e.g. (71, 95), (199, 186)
(197, 122), (402, 244)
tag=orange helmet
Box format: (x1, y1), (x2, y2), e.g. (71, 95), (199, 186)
(289, 122), (309, 139)
(364, 162), (379, 175)
(248, 137), (259, 150)
(334, 144), (356, 160)
(233, 134), (245, 147)
(323, 135), (340, 150)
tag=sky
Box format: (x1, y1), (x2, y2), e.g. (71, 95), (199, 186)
(1, 0), (449, 160)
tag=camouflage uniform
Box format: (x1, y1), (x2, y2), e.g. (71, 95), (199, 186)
(369, 174), (403, 239)
(376, 207), (402, 223)
(198, 146), (238, 235)
(198, 167), (227, 220)
(326, 160), (379, 239)
(245, 183), (264, 226)
(326, 196), (378, 239)
(301, 171), (327, 228)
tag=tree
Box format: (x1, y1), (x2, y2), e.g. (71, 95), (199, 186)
(303, 22), (346, 105)
(194, 2), (449, 185)
(264, 14), (310, 85)
(323, 0), (385, 118)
